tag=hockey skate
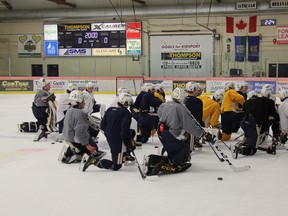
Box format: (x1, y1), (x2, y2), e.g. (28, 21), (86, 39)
(80, 151), (106, 172)
(58, 145), (68, 161)
(124, 152), (136, 166)
(230, 143), (241, 159)
(33, 127), (48, 142)
(266, 142), (277, 155)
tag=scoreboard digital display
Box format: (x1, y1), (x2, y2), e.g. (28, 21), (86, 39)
(44, 22), (142, 57)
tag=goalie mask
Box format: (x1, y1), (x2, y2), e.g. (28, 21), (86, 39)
(118, 93), (133, 108)
(69, 90), (85, 106)
(171, 87), (186, 103)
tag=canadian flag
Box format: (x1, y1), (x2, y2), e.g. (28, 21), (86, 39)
(226, 16), (257, 34)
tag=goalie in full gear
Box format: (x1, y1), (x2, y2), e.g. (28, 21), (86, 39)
(60, 90), (106, 164)
(32, 78), (56, 141)
(81, 93), (136, 172)
(143, 88), (213, 176)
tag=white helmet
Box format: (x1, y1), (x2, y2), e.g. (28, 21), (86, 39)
(171, 87), (186, 103)
(197, 83), (204, 95)
(224, 81), (235, 91)
(279, 89), (288, 101)
(247, 90), (258, 99)
(213, 90), (224, 103)
(86, 81), (94, 88)
(38, 78), (50, 88)
(155, 83), (163, 91)
(238, 81), (249, 90)
(262, 84), (273, 91)
(185, 81), (199, 93)
(118, 87), (130, 94)
(69, 90), (85, 106)
(118, 93), (133, 108)
(261, 88), (272, 98)
(67, 83), (77, 92)
(143, 83), (155, 92)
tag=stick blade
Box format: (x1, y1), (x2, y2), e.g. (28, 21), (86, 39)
(145, 175), (159, 181)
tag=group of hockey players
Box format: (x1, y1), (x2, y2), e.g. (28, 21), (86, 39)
(25, 77), (288, 177)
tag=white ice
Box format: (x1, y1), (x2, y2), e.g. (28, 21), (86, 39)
(0, 93), (288, 216)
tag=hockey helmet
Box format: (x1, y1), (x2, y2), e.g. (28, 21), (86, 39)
(261, 84), (273, 98)
(38, 78), (50, 88)
(171, 87), (186, 103)
(67, 83), (77, 92)
(238, 81), (250, 90)
(185, 81), (199, 93)
(279, 89), (288, 101)
(197, 83), (204, 95)
(118, 93), (133, 108)
(69, 90), (85, 106)
(118, 87), (130, 94)
(154, 83), (163, 91)
(224, 81), (235, 91)
(247, 90), (258, 99)
(213, 89), (224, 103)
(86, 81), (94, 88)
(143, 83), (155, 92)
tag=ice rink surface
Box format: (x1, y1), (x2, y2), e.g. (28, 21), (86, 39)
(0, 93), (288, 216)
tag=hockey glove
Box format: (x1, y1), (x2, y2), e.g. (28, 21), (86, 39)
(124, 139), (136, 152)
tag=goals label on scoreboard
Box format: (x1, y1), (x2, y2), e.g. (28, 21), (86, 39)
(44, 22), (141, 57)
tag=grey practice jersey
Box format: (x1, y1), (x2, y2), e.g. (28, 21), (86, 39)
(158, 101), (202, 139)
(63, 107), (90, 146)
(34, 89), (50, 107)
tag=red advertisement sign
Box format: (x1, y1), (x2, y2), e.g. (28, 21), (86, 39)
(126, 22), (141, 39)
(276, 26), (288, 44)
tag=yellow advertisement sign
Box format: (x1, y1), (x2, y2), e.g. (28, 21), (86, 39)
(92, 48), (126, 56)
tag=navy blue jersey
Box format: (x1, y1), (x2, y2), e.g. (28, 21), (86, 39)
(184, 95), (204, 127)
(131, 91), (146, 110)
(140, 92), (163, 114)
(101, 106), (132, 153)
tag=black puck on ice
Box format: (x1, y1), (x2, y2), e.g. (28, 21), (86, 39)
(51, 142), (55, 144)
(154, 146), (158, 148)
(217, 177), (223, 181)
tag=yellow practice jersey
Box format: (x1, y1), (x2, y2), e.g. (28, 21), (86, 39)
(201, 97), (221, 128)
(221, 89), (245, 113)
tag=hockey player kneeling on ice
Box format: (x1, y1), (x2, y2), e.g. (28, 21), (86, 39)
(143, 88), (207, 176)
(81, 93), (136, 172)
(278, 89), (288, 146)
(138, 83), (163, 143)
(32, 78), (56, 141)
(60, 90), (106, 164)
(231, 92), (277, 159)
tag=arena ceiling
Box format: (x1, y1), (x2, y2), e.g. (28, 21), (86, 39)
(0, 0), (285, 21)
(0, 0), (238, 11)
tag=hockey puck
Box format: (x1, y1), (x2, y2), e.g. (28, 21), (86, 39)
(154, 146), (158, 148)
(217, 177), (223, 181)
(51, 142), (55, 144)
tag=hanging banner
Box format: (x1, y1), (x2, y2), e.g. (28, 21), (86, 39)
(248, 36), (260, 62)
(18, 35), (42, 58)
(235, 36), (247, 62)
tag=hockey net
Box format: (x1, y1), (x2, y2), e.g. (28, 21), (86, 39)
(116, 76), (145, 96)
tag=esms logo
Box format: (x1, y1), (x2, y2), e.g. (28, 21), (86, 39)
(64, 49), (86, 56)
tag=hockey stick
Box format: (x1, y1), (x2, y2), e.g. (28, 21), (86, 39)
(188, 112), (251, 172)
(131, 151), (158, 181)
